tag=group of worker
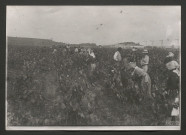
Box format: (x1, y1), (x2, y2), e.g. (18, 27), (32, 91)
(52, 45), (180, 122)
(114, 47), (151, 100)
(113, 47), (180, 122)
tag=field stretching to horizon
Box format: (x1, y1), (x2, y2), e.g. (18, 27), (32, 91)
(6, 42), (180, 126)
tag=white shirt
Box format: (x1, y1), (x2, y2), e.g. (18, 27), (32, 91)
(89, 52), (96, 58)
(75, 48), (79, 52)
(52, 49), (57, 54)
(113, 51), (122, 61)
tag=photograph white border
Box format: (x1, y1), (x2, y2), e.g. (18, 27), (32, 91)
(6, 126), (180, 131)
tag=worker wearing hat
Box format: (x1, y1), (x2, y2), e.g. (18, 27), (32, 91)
(128, 61), (152, 99)
(130, 47), (138, 62)
(164, 52), (179, 74)
(164, 52), (180, 122)
(140, 49), (149, 72)
(113, 47), (122, 62)
(74, 47), (79, 53)
(113, 47), (123, 71)
(88, 48), (96, 72)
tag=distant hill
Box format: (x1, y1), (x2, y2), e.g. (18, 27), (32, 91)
(7, 36), (70, 47)
(105, 42), (144, 49)
(118, 42), (142, 46)
(70, 43), (97, 48)
(7, 37), (97, 48)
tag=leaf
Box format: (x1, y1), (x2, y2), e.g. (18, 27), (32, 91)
(61, 103), (66, 109)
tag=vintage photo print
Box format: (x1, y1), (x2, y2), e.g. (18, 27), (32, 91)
(6, 6), (181, 130)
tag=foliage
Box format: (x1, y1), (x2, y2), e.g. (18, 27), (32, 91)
(7, 45), (179, 126)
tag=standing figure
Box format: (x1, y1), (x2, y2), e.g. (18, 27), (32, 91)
(66, 45), (71, 54)
(164, 52), (180, 76)
(52, 48), (57, 54)
(113, 47), (122, 62)
(113, 47), (122, 71)
(74, 48), (79, 53)
(131, 47), (137, 62)
(88, 48), (96, 72)
(113, 47), (123, 87)
(140, 49), (149, 72)
(66, 45), (70, 50)
(128, 62), (152, 99)
(164, 52), (180, 122)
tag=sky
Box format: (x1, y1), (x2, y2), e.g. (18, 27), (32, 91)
(7, 6), (181, 46)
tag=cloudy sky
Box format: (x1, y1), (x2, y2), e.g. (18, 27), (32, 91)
(7, 6), (181, 45)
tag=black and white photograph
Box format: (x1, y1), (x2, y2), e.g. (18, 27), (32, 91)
(6, 6), (181, 130)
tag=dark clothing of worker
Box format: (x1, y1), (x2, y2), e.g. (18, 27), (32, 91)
(165, 70), (179, 118)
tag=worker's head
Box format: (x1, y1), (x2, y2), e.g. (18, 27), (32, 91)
(142, 49), (148, 54)
(117, 47), (122, 52)
(132, 47), (137, 52)
(167, 52), (174, 58)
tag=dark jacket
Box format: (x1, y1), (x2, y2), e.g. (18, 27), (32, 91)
(167, 71), (179, 90)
